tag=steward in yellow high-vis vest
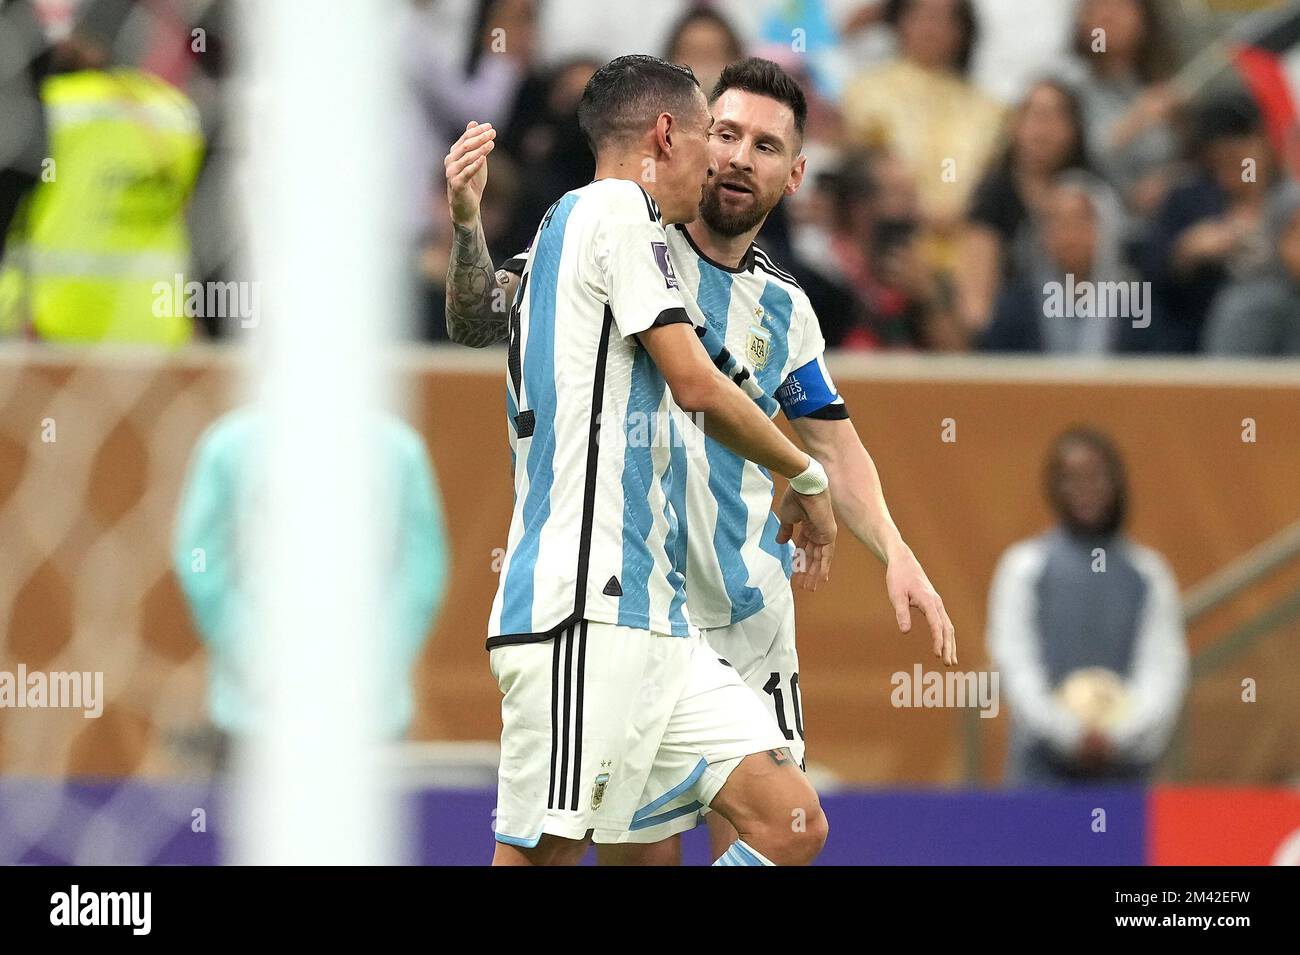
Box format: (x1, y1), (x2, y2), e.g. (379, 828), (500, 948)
(0, 68), (204, 344)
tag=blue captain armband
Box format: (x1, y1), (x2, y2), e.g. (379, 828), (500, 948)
(777, 356), (848, 420)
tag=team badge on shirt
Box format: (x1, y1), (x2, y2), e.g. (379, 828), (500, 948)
(747, 321), (772, 370)
(591, 772), (611, 810)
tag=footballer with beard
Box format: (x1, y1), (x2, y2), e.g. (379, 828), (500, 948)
(443, 56), (956, 864)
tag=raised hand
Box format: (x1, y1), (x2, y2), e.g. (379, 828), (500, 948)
(444, 121), (495, 227)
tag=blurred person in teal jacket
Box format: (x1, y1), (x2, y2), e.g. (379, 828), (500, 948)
(173, 407), (449, 748)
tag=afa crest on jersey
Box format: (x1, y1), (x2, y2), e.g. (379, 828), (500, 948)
(746, 317), (772, 371)
(591, 772), (611, 810)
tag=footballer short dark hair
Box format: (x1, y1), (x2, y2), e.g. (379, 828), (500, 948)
(577, 54), (703, 154)
(709, 57), (808, 143)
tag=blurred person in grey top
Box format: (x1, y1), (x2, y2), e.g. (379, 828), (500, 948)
(1203, 182), (1300, 356)
(981, 171), (1138, 354)
(987, 428), (1188, 785)
(1060, 0), (1180, 215)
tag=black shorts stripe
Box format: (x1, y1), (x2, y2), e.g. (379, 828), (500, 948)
(548, 631), (562, 807)
(570, 620), (588, 812)
(557, 627), (574, 809)
(540, 623), (588, 812)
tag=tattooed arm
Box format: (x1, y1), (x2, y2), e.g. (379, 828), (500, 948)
(446, 217), (514, 347)
(443, 120), (514, 347)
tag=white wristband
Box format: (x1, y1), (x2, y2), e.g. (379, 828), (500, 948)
(789, 456), (828, 496)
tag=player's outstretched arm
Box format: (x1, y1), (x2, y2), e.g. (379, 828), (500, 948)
(443, 121), (514, 347)
(639, 321), (836, 589)
(790, 414), (956, 665)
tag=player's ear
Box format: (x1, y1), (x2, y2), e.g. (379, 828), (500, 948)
(654, 113), (673, 156)
(785, 154), (807, 198)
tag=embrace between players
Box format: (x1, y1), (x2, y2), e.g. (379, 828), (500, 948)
(443, 54), (956, 866)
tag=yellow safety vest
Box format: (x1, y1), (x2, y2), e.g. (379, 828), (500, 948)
(0, 69), (204, 344)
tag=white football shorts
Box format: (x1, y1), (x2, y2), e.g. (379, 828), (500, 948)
(491, 617), (789, 848)
(595, 586), (804, 845)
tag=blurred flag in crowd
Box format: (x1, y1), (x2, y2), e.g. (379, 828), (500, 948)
(1230, 2), (1300, 176)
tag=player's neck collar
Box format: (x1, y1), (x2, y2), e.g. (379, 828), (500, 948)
(675, 223), (755, 274)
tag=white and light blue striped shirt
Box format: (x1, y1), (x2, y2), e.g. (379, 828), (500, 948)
(666, 224), (844, 628)
(490, 193), (844, 643)
(488, 179), (696, 645)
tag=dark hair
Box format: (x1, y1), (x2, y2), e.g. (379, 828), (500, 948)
(1191, 89), (1263, 144)
(993, 77), (1092, 176)
(1044, 426), (1128, 536)
(883, 0), (979, 76)
(577, 54), (702, 154)
(709, 57), (808, 143)
(1185, 89), (1272, 175)
(664, 6), (744, 64)
(1072, 0), (1176, 84)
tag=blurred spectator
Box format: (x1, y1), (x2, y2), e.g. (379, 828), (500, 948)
(173, 407), (448, 751)
(0, 12), (203, 343)
(810, 151), (959, 349)
(663, 5), (744, 96)
(530, 0), (760, 66)
(841, 0), (1005, 269)
(845, 0), (1074, 105)
(968, 0), (1071, 105)
(420, 49), (596, 342)
(793, 158), (880, 346)
(755, 0), (847, 100)
(181, 0), (242, 340)
(982, 171), (1137, 354)
(497, 55), (598, 255)
(988, 427), (1188, 785)
(1063, 0), (1180, 215)
(958, 78), (1092, 334)
(0, 0), (50, 259)
(403, 0), (534, 246)
(1137, 90), (1280, 353)
(1204, 181), (1300, 356)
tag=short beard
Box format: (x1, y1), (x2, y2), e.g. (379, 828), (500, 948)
(699, 187), (772, 238)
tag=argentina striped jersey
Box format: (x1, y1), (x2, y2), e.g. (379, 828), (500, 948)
(665, 223), (845, 628)
(487, 180), (697, 646)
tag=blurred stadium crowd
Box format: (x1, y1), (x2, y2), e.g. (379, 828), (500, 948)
(420, 0), (1300, 355)
(3, 0), (1300, 355)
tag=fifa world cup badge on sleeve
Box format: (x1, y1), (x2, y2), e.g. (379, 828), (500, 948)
(651, 242), (678, 289)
